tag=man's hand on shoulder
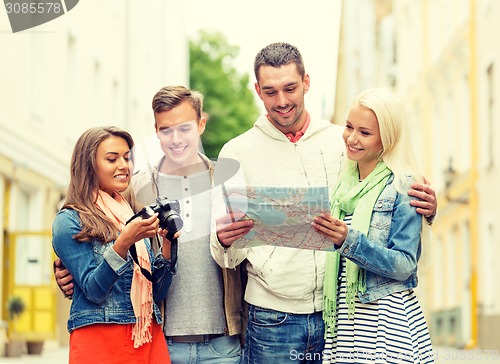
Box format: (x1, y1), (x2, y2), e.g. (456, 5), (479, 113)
(408, 178), (437, 224)
(53, 258), (74, 299)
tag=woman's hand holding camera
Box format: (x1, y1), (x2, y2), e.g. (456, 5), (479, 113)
(158, 229), (181, 260)
(113, 213), (160, 259)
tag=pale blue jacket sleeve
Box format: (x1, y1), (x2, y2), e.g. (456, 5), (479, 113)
(337, 190), (422, 282)
(52, 209), (131, 304)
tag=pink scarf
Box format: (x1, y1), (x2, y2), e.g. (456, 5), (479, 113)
(95, 190), (153, 348)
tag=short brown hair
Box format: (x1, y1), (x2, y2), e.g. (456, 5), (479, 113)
(152, 85), (203, 120)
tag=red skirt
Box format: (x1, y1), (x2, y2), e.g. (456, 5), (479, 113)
(69, 322), (170, 364)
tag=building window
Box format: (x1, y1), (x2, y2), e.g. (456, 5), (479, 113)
(14, 186), (50, 285)
(30, 35), (47, 123)
(92, 61), (103, 121)
(65, 33), (79, 147)
(482, 223), (495, 313)
(486, 64), (494, 169)
(460, 74), (471, 170)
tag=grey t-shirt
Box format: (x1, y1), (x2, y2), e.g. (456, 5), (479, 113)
(154, 170), (226, 336)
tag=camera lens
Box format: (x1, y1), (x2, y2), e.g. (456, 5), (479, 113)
(159, 210), (183, 232)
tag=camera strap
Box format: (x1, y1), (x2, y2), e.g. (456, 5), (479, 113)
(129, 243), (154, 282)
(129, 236), (178, 283)
(169, 237), (178, 268)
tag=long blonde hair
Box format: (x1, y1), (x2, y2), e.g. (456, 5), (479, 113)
(343, 88), (430, 253)
(62, 126), (135, 243)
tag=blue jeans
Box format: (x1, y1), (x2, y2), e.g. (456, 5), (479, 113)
(243, 304), (325, 364)
(167, 335), (241, 364)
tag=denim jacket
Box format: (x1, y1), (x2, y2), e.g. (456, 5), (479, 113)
(337, 174), (422, 303)
(52, 208), (176, 332)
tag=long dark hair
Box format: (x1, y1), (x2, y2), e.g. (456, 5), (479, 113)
(62, 126), (134, 242)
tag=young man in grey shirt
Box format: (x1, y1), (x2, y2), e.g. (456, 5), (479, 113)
(55, 86), (244, 363)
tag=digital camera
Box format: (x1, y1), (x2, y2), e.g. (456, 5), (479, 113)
(129, 197), (183, 233)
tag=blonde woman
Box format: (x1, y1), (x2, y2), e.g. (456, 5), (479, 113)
(313, 89), (434, 363)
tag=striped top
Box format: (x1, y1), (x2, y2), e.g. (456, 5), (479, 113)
(322, 216), (434, 363)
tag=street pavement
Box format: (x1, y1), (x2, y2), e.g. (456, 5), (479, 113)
(0, 343), (498, 363)
(0, 341), (68, 364)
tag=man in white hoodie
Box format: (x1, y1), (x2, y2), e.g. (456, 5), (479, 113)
(210, 42), (437, 364)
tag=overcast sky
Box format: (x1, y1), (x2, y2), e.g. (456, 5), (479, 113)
(184, 0), (342, 120)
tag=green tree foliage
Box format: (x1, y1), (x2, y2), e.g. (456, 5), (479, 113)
(189, 30), (260, 158)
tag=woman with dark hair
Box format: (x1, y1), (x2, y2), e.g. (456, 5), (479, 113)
(52, 126), (176, 363)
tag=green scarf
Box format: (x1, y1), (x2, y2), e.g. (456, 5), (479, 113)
(323, 161), (392, 338)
